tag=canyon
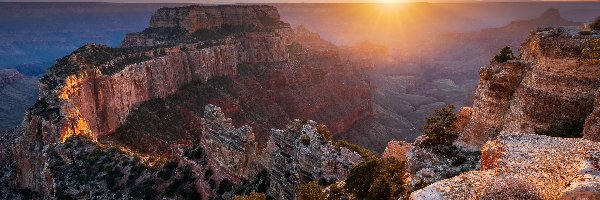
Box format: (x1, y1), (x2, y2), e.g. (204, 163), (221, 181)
(1, 3), (600, 200)
(5, 5), (370, 199)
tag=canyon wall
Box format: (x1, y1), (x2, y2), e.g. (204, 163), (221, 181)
(457, 28), (600, 149)
(149, 5), (284, 34)
(12, 5), (371, 195)
(410, 28), (600, 199)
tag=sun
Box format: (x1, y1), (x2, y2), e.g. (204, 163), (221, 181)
(379, 0), (404, 4)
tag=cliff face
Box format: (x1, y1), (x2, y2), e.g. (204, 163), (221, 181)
(457, 28), (600, 149)
(200, 105), (363, 199)
(408, 28), (600, 199)
(583, 88), (600, 142)
(12, 5), (371, 196)
(267, 120), (363, 199)
(456, 61), (528, 148)
(149, 5), (284, 34)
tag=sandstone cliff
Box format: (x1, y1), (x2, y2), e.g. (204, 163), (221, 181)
(408, 27), (600, 199)
(11, 5), (371, 197)
(457, 27), (600, 149)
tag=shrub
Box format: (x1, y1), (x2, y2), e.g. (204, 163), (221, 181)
(345, 158), (406, 200)
(333, 140), (375, 159)
(297, 181), (326, 200)
(326, 183), (346, 200)
(591, 16), (600, 31)
(493, 46), (515, 63)
(316, 124), (333, 141)
(300, 135), (311, 146)
(419, 105), (459, 147)
(535, 120), (584, 138)
(583, 39), (600, 62)
(233, 192), (267, 200)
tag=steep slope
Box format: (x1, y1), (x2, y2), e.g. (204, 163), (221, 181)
(10, 5), (370, 198)
(409, 27), (600, 199)
(0, 69), (37, 130)
(457, 27), (600, 149)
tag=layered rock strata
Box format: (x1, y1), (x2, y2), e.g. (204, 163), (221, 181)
(267, 119), (363, 199)
(411, 133), (600, 200)
(12, 5), (371, 196)
(456, 61), (528, 149)
(457, 28), (600, 149)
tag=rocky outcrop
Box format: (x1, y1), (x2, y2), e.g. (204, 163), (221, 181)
(457, 28), (600, 149)
(583, 88), (600, 142)
(456, 61), (528, 149)
(411, 133), (600, 200)
(149, 5), (285, 34)
(12, 5), (371, 196)
(121, 5), (292, 47)
(382, 140), (411, 162)
(201, 104), (261, 181)
(267, 119), (363, 199)
(558, 151), (600, 199)
(405, 138), (480, 187)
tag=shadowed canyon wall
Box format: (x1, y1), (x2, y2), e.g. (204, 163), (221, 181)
(12, 5), (371, 195)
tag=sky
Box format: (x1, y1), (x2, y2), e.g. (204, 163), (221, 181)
(0, 0), (594, 3)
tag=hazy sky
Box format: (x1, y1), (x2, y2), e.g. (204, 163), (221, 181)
(0, 0), (593, 3)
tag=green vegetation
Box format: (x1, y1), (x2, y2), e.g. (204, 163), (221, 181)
(326, 183), (346, 200)
(233, 192), (267, 200)
(345, 158), (407, 200)
(333, 140), (375, 159)
(301, 135), (311, 146)
(418, 105), (459, 147)
(591, 16), (600, 31)
(316, 124), (333, 141)
(535, 120), (584, 138)
(49, 136), (200, 199)
(583, 39), (600, 63)
(297, 181), (326, 200)
(493, 46), (515, 63)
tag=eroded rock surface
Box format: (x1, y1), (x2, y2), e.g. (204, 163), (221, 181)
(267, 120), (363, 199)
(457, 28), (600, 149)
(411, 133), (600, 200)
(11, 5), (370, 197)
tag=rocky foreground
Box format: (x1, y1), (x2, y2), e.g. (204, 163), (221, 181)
(400, 27), (600, 199)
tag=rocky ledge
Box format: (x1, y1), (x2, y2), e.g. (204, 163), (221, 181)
(457, 27), (600, 149)
(122, 5), (292, 47)
(411, 133), (600, 199)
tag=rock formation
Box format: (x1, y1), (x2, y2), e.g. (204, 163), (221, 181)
(457, 27), (600, 149)
(411, 134), (600, 200)
(409, 27), (600, 199)
(583, 88), (600, 142)
(382, 140), (411, 162)
(10, 5), (370, 198)
(267, 120), (363, 199)
(456, 61), (528, 149)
